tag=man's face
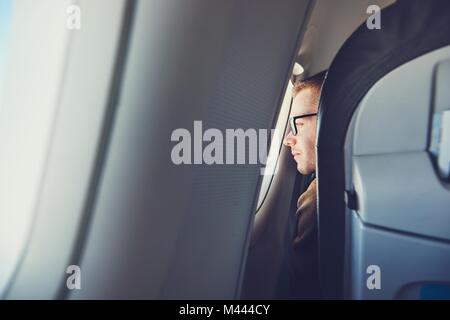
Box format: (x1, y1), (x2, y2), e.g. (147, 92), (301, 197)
(283, 87), (318, 175)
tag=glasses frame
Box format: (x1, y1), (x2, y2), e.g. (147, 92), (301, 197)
(288, 113), (317, 136)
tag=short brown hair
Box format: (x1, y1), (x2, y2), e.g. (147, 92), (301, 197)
(292, 70), (327, 97)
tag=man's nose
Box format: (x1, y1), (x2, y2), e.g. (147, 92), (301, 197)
(283, 132), (296, 147)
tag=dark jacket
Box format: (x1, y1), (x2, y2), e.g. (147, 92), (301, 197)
(287, 178), (321, 299)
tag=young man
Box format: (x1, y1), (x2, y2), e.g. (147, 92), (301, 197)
(282, 70), (326, 299)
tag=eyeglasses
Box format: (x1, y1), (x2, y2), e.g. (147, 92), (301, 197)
(288, 113), (317, 136)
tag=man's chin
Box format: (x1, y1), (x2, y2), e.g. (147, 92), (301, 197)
(296, 163), (312, 175)
(296, 163), (306, 175)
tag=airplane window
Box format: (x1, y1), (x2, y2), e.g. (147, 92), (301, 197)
(255, 81), (293, 211)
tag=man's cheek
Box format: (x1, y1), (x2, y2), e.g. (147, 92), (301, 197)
(296, 154), (305, 166)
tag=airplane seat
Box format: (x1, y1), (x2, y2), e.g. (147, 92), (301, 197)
(316, 0), (450, 299)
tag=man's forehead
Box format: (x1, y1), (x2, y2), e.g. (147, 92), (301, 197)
(291, 88), (318, 116)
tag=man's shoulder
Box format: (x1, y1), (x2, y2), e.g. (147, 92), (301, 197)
(297, 178), (317, 210)
(293, 177), (318, 247)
